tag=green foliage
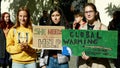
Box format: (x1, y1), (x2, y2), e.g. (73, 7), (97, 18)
(105, 3), (120, 17)
(6, 0), (54, 25)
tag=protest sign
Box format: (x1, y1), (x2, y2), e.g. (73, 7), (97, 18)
(62, 29), (118, 58)
(33, 26), (65, 50)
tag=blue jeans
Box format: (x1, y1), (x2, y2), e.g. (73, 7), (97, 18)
(47, 57), (69, 68)
(12, 62), (36, 68)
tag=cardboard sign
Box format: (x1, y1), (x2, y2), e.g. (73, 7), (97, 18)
(62, 29), (118, 58)
(33, 26), (65, 50)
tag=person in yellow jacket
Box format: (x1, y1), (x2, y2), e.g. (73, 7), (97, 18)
(6, 6), (37, 68)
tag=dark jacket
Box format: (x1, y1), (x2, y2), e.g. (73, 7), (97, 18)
(0, 29), (6, 58)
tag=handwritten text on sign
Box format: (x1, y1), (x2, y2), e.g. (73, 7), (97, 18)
(62, 30), (118, 58)
(33, 26), (65, 50)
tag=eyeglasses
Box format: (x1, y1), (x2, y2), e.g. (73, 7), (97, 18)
(85, 10), (94, 14)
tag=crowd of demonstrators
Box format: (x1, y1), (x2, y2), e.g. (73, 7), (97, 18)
(73, 3), (111, 68)
(108, 11), (120, 68)
(39, 10), (49, 25)
(0, 12), (14, 68)
(39, 6), (70, 68)
(0, 2), (119, 68)
(6, 7), (37, 68)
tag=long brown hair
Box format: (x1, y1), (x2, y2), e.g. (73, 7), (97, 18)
(13, 7), (32, 29)
(0, 12), (14, 29)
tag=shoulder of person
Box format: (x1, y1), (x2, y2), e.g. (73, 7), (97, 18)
(8, 27), (16, 34)
(9, 27), (14, 31)
(100, 23), (108, 30)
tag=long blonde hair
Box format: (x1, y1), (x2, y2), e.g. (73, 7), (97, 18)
(13, 7), (32, 29)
